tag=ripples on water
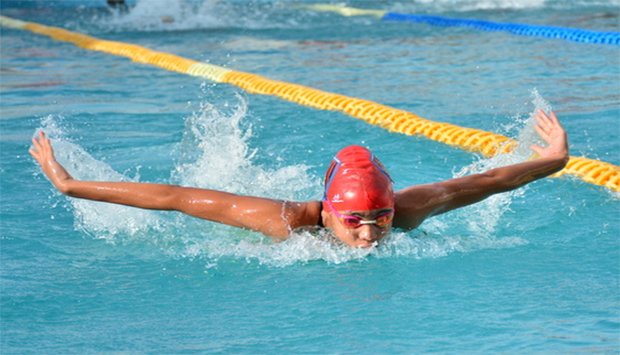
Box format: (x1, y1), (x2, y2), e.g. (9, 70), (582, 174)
(2, 1), (619, 352)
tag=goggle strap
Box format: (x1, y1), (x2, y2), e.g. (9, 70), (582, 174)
(322, 156), (341, 201)
(370, 153), (394, 183)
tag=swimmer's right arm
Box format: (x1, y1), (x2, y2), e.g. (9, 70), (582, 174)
(393, 110), (569, 229)
(29, 132), (319, 239)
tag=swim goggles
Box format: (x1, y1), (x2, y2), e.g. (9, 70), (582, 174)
(325, 199), (394, 228)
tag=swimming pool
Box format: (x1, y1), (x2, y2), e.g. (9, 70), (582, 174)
(1, 0), (619, 352)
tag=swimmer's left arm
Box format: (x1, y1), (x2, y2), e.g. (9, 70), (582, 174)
(167, 191), (320, 239)
(29, 131), (319, 239)
(393, 110), (569, 228)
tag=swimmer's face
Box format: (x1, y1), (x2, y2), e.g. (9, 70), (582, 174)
(323, 207), (393, 248)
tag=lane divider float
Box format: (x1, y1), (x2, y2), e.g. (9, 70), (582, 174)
(1, 15), (618, 192)
(302, 4), (620, 45)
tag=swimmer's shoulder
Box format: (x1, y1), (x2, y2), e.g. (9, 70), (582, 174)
(285, 200), (323, 229)
(393, 184), (442, 230)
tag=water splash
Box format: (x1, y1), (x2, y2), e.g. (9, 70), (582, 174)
(103, 0), (224, 31)
(171, 93), (317, 200)
(35, 91), (559, 266)
(38, 115), (163, 241)
(392, 0), (618, 12)
(80, 0), (620, 35)
(394, 0), (545, 12)
(100, 0), (294, 32)
(442, 89), (552, 237)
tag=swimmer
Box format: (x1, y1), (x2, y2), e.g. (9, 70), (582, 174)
(106, 0), (128, 12)
(30, 110), (568, 248)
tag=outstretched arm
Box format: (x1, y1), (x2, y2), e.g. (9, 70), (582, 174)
(393, 110), (569, 229)
(29, 132), (319, 238)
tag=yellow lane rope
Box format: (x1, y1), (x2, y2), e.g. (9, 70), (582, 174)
(1, 15), (618, 192)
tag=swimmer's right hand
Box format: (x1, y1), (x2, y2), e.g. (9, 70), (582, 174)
(530, 110), (569, 162)
(29, 131), (74, 193)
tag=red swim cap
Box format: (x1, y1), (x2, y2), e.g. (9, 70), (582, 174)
(322, 145), (394, 212)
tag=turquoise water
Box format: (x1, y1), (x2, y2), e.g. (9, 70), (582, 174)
(1, 0), (619, 353)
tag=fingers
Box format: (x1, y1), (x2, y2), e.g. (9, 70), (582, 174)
(32, 131), (52, 148)
(536, 109), (563, 128)
(30, 131), (53, 162)
(28, 147), (38, 159)
(531, 108), (569, 159)
(37, 131), (48, 149)
(535, 109), (553, 131)
(548, 111), (559, 124)
(31, 136), (41, 151)
(534, 122), (550, 140)
(534, 109), (565, 141)
(31, 134), (43, 156)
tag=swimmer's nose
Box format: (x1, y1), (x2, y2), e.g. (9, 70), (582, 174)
(357, 224), (378, 242)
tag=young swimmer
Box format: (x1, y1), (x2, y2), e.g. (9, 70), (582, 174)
(30, 110), (569, 248)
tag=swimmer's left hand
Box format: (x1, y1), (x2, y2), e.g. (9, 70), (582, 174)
(29, 131), (74, 193)
(530, 110), (569, 161)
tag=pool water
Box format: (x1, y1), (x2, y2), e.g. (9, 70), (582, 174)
(1, 0), (619, 352)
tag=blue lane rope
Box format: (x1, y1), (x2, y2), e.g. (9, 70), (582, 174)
(382, 12), (620, 45)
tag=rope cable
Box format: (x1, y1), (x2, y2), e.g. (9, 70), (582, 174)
(1, 15), (618, 192)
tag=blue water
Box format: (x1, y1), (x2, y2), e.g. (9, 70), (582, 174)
(1, 0), (619, 353)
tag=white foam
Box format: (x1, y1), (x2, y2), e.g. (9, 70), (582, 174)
(443, 90), (552, 237)
(38, 92), (554, 266)
(103, 0), (224, 31)
(392, 0), (618, 12)
(39, 115), (163, 241)
(99, 0), (289, 32)
(178, 228), (528, 268)
(407, 0), (545, 11)
(171, 93), (318, 200)
(91, 0), (620, 33)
